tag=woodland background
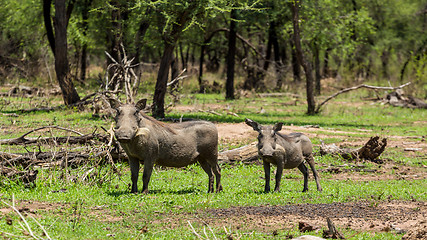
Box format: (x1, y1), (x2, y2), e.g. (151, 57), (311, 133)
(0, 0), (426, 115)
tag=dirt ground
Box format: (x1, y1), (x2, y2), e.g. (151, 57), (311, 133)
(1, 122), (426, 239)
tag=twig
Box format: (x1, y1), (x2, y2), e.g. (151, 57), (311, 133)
(2, 195), (51, 240)
(188, 221), (205, 239)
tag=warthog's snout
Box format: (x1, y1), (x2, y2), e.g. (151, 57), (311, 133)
(114, 127), (137, 142)
(259, 145), (275, 158)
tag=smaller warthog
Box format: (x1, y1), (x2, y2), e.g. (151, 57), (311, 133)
(110, 99), (222, 194)
(245, 119), (322, 193)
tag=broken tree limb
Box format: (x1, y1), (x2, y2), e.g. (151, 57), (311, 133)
(315, 82), (411, 113)
(218, 142), (259, 164)
(319, 136), (387, 162)
(0, 126), (108, 145)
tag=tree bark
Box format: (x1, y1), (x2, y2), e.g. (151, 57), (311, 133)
(152, 42), (175, 118)
(272, 24), (284, 90)
(314, 41), (321, 95)
(323, 48), (330, 78)
(43, 0), (55, 54)
(54, 0), (80, 105)
(79, 0), (90, 83)
(133, 7), (151, 72)
(291, 0), (315, 115)
(290, 38), (301, 82)
(198, 42), (206, 93)
(226, 9), (237, 100)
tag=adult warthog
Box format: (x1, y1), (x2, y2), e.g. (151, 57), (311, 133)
(245, 119), (322, 193)
(109, 99), (222, 194)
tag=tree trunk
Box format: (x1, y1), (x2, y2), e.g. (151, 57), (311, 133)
(272, 24), (284, 90)
(198, 42), (206, 93)
(79, 0), (90, 83)
(291, 0), (315, 115)
(323, 48), (330, 78)
(226, 9), (237, 100)
(54, 0), (80, 105)
(152, 42), (175, 118)
(133, 9), (151, 77)
(108, 0), (122, 65)
(290, 38), (301, 82)
(314, 41), (321, 95)
(43, 0), (55, 54)
(170, 53), (179, 82)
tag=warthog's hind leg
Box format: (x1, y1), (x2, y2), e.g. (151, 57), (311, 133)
(199, 160), (215, 193)
(305, 154), (322, 192)
(298, 163), (309, 192)
(213, 163), (222, 192)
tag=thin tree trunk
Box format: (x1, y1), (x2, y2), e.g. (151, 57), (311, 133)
(291, 0), (315, 115)
(79, 0), (90, 83)
(323, 48), (330, 78)
(171, 53), (179, 83)
(226, 9), (237, 100)
(43, 0), (55, 54)
(54, 0), (80, 105)
(152, 43), (175, 118)
(272, 24), (283, 90)
(199, 42), (206, 93)
(290, 38), (301, 82)
(314, 41), (321, 95)
(133, 8), (151, 76)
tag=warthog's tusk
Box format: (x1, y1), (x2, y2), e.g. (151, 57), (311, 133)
(275, 145), (286, 154)
(135, 127), (150, 137)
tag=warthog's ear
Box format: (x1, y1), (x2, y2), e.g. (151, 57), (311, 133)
(108, 98), (121, 109)
(273, 122), (283, 132)
(245, 118), (260, 131)
(135, 99), (147, 111)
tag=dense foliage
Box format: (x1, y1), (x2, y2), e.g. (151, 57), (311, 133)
(0, 0), (425, 98)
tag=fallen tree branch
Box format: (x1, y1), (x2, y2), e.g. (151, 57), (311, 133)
(0, 125), (109, 145)
(315, 82), (411, 113)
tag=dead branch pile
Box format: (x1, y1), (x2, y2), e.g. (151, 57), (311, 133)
(104, 44), (139, 104)
(385, 89), (427, 109)
(0, 85), (61, 97)
(0, 126), (109, 145)
(319, 136), (387, 162)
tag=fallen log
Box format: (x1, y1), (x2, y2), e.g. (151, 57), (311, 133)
(218, 142), (259, 164)
(319, 136), (387, 162)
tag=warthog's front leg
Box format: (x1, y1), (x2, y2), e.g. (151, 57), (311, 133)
(263, 160), (271, 192)
(128, 157), (140, 193)
(298, 163), (309, 192)
(141, 161), (154, 194)
(274, 160), (284, 192)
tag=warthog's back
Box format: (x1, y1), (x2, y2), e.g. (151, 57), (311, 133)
(156, 121), (218, 167)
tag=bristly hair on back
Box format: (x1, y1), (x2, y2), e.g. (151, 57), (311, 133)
(139, 112), (177, 134)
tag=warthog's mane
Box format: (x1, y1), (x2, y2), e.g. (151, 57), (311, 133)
(277, 132), (303, 140)
(139, 113), (177, 134)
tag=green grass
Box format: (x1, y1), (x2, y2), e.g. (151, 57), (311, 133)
(1, 164), (425, 239)
(0, 86), (426, 239)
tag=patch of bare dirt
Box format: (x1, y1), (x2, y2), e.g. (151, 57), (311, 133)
(199, 201), (426, 234)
